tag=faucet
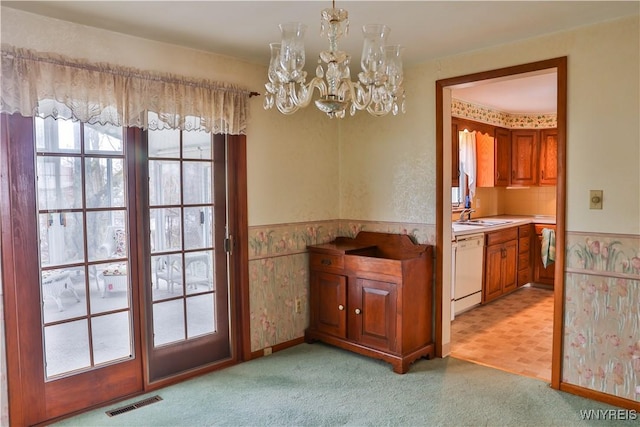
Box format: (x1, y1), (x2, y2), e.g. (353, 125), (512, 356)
(459, 208), (475, 222)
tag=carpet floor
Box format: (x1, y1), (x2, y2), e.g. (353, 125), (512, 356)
(53, 343), (633, 427)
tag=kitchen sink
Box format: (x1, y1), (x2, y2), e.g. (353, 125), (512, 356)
(456, 219), (513, 226)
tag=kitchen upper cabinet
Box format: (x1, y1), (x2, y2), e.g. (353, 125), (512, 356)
(483, 227), (518, 303)
(477, 126), (510, 187)
(511, 130), (539, 186)
(452, 121), (460, 187)
(539, 129), (558, 185)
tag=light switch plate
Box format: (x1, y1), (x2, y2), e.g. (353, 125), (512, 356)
(590, 190), (603, 209)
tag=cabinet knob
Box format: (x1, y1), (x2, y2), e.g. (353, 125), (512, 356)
(338, 304), (344, 311)
(355, 308), (361, 315)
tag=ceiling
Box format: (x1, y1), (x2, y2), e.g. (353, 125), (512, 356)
(4, 1), (638, 114)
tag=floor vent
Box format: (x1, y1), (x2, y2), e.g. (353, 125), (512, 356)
(106, 395), (163, 417)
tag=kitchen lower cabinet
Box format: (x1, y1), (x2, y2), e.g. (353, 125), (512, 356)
(517, 224), (532, 286)
(306, 232), (434, 374)
(483, 227), (518, 303)
(533, 224), (556, 286)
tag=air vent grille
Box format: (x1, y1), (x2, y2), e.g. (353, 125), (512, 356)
(106, 395), (163, 417)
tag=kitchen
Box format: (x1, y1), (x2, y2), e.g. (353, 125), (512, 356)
(447, 71), (558, 381)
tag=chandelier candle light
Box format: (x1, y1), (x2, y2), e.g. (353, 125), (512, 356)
(264, 1), (405, 118)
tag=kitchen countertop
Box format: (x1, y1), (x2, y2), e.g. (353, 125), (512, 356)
(452, 215), (556, 238)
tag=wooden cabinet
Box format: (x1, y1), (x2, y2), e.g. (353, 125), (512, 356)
(483, 227), (518, 303)
(452, 120), (460, 187)
(533, 224), (556, 286)
(306, 232), (434, 374)
(517, 224), (532, 286)
(510, 130), (539, 186)
(539, 129), (558, 185)
(477, 126), (510, 188)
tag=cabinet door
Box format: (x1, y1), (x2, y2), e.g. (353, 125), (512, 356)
(350, 278), (397, 352)
(495, 127), (511, 187)
(539, 129), (558, 185)
(452, 121), (460, 187)
(511, 130), (538, 186)
(484, 244), (504, 303)
(533, 235), (555, 286)
(311, 271), (347, 338)
(501, 240), (518, 293)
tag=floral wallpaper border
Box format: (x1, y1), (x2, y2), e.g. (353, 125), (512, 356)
(563, 231), (640, 402)
(248, 219), (436, 352)
(452, 98), (557, 129)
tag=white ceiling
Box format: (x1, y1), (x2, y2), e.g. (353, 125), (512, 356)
(4, 1), (638, 114)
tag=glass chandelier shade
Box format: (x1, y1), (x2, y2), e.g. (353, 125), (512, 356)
(264, 4), (406, 118)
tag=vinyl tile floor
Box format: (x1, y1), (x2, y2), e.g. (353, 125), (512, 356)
(450, 285), (554, 382)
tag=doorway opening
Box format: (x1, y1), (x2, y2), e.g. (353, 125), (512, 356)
(435, 57), (567, 389)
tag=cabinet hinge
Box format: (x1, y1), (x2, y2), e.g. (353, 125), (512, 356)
(224, 235), (234, 254)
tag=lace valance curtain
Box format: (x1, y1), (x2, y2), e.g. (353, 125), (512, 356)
(1, 45), (251, 135)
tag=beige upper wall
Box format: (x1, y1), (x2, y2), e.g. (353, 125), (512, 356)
(340, 15), (640, 235)
(2, 8), (639, 234)
(0, 7), (341, 227)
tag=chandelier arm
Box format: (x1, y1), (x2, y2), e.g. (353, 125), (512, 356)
(344, 81), (372, 111)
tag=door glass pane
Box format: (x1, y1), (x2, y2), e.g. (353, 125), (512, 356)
(37, 156), (82, 210)
(35, 117), (134, 380)
(85, 157), (125, 208)
(92, 312), (132, 364)
(150, 208), (182, 253)
(149, 160), (181, 206)
(91, 262), (130, 314)
(84, 122), (124, 154)
(187, 294), (215, 338)
(184, 250), (213, 295)
(35, 116), (81, 153)
(44, 320), (91, 377)
(41, 267), (86, 323)
(183, 161), (211, 205)
(153, 299), (185, 346)
(184, 207), (212, 250)
(38, 211), (85, 267)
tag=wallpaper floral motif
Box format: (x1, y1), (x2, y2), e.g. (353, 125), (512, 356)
(563, 232), (640, 402)
(452, 99), (557, 129)
(248, 219), (436, 352)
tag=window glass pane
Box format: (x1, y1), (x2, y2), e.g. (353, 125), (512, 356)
(35, 116), (81, 153)
(86, 210), (127, 262)
(149, 128), (180, 158)
(183, 130), (212, 159)
(153, 300), (185, 346)
(37, 156), (83, 210)
(41, 267), (86, 323)
(187, 294), (215, 338)
(183, 161), (211, 205)
(149, 160), (181, 206)
(184, 206), (212, 250)
(85, 157), (125, 208)
(44, 320), (91, 378)
(91, 262), (130, 314)
(84, 123), (123, 154)
(39, 211), (85, 267)
(92, 312), (133, 365)
(150, 208), (182, 253)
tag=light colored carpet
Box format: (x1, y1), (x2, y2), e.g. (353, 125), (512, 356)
(53, 343), (634, 426)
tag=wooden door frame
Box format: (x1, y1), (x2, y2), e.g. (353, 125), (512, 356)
(435, 57), (567, 390)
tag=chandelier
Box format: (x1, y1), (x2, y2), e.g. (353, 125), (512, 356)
(263, 1), (405, 118)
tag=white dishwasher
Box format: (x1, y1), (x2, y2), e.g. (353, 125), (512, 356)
(452, 233), (484, 318)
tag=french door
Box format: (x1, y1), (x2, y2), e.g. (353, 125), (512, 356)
(1, 113), (245, 425)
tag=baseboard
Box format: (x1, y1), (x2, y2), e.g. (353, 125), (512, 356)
(250, 337), (305, 360)
(560, 382), (640, 412)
